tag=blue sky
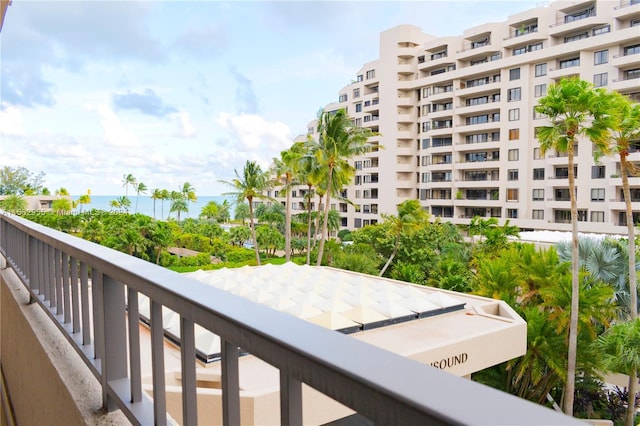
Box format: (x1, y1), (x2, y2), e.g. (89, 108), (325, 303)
(0, 0), (539, 195)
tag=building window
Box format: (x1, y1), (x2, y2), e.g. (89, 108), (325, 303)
(591, 188), (605, 202)
(508, 149), (519, 161)
(355, 103), (362, 113)
(339, 94), (348, 102)
(591, 211), (604, 222)
(508, 87), (521, 101)
(353, 88), (360, 98)
(594, 50), (608, 65)
(508, 169), (519, 181)
(366, 69), (375, 79)
(533, 168), (545, 180)
(593, 73), (607, 87)
(591, 165), (605, 179)
(624, 44), (640, 56)
(559, 57), (580, 69)
(533, 147), (543, 160)
(534, 83), (547, 97)
(532, 210), (544, 220)
(534, 63), (547, 77)
(564, 32), (588, 43)
(632, 19), (640, 28)
(532, 189), (544, 201)
(507, 208), (518, 218)
(355, 118), (362, 126)
(509, 129), (520, 140)
(354, 218), (362, 228)
(592, 25), (610, 36)
(507, 189), (519, 201)
(421, 138), (430, 149)
(509, 68), (521, 80)
(508, 108), (520, 121)
(533, 107), (545, 119)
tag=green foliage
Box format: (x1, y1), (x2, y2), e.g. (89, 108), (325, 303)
(0, 194), (28, 212)
(0, 166), (46, 195)
(390, 262), (425, 285)
(225, 246), (256, 263)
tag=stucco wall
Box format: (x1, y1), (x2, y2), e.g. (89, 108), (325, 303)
(0, 257), (128, 425)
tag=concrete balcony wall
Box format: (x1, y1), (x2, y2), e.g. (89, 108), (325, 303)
(0, 257), (128, 425)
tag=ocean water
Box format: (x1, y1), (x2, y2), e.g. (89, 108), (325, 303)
(74, 195), (232, 220)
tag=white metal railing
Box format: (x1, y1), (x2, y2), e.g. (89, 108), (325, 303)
(0, 211), (583, 425)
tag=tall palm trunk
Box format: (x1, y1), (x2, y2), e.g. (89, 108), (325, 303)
(248, 197), (260, 265)
(316, 167), (334, 266)
(285, 182), (291, 262)
(621, 153), (639, 426)
(306, 185), (313, 265)
(564, 143), (579, 416)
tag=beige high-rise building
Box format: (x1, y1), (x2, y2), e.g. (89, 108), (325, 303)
(275, 0), (640, 235)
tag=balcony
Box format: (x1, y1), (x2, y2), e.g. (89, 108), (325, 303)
(613, 0), (640, 19)
(502, 24), (546, 48)
(0, 212), (583, 425)
(548, 6), (608, 37)
(611, 52), (640, 69)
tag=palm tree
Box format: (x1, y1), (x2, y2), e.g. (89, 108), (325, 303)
(272, 143), (304, 262)
(608, 92), (640, 322)
(169, 191), (187, 221)
(150, 188), (162, 219)
(134, 182), (147, 214)
(181, 182), (197, 217)
(313, 109), (374, 266)
(160, 189), (169, 220)
(76, 193), (91, 213)
(379, 199), (429, 276)
(1, 194), (27, 213)
(109, 196), (131, 212)
(298, 138), (324, 264)
(234, 202), (250, 224)
(535, 76), (612, 416)
(122, 173), (136, 197)
(55, 187), (70, 196)
(597, 319), (640, 426)
(219, 160), (273, 265)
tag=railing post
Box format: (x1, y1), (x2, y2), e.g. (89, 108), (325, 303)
(180, 317), (197, 426)
(221, 340), (241, 426)
(100, 275), (128, 411)
(280, 372), (303, 426)
(151, 301), (167, 426)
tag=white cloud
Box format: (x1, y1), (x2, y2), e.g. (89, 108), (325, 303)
(0, 104), (25, 136)
(91, 104), (139, 147)
(172, 111), (196, 138)
(215, 112), (291, 152)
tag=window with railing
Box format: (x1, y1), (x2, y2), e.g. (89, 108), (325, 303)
(430, 50), (447, 60)
(564, 5), (595, 24)
(624, 44), (640, 56)
(513, 42), (542, 56)
(559, 57), (580, 69)
(624, 68), (640, 80)
(513, 23), (538, 37)
(432, 137), (453, 147)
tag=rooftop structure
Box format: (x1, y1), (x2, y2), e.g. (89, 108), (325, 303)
(135, 263), (528, 423)
(273, 0), (640, 236)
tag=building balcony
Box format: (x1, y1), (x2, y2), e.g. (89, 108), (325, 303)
(456, 81), (501, 97)
(502, 28), (547, 48)
(611, 74), (640, 93)
(397, 94), (415, 106)
(457, 47), (500, 63)
(0, 211), (584, 426)
(456, 100), (500, 115)
(418, 55), (455, 73)
(613, 0), (640, 19)
(611, 52), (640, 69)
(548, 14), (608, 37)
(455, 158), (499, 170)
(396, 112), (414, 123)
(396, 47), (416, 58)
(548, 66), (581, 80)
(428, 108), (454, 119)
(396, 63), (414, 75)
